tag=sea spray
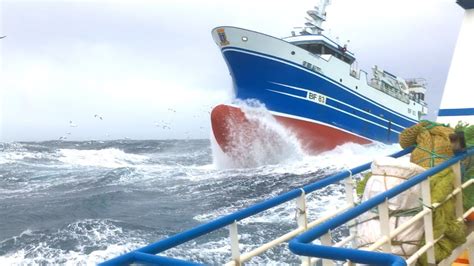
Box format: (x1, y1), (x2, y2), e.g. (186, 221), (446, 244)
(211, 100), (305, 169)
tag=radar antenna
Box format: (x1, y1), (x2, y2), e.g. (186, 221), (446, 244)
(295, 0), (331, 35)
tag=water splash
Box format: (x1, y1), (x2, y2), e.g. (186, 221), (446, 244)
(212, 100), (305, 169)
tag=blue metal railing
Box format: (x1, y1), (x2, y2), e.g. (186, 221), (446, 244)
(289, 147), (474, 265)
(101, 147), (413, 265)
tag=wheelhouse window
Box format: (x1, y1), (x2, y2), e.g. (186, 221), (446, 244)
(296, 43), (324, 54)
(295, 42), (354, 64)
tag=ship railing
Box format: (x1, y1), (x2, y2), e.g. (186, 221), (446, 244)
(406, 78), (427, 88)
(289, 147), (474, 266)
(100, 148), (414, 265)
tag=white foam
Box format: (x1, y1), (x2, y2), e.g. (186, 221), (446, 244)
(0, 243), (141, 266)
(0, 219), (145, 265)
(57, 148), (149, 168)
(161, 233), (290, 265)
(0, 144), (51, 164)
(213, 141), (400, 182)
(278, 142), (402, 176)
(196, 142), (400, 228)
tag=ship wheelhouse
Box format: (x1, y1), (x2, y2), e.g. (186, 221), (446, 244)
(285, 35), (356, 65)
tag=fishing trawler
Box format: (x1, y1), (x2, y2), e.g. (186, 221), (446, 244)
(210, 0), (428, 154)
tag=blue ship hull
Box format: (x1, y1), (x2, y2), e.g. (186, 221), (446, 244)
(215, 46), (418, 150)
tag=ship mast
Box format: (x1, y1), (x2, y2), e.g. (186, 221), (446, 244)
(300, 0), (331, 35)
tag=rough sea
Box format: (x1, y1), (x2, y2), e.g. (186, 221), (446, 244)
(0, 137), (400, 265)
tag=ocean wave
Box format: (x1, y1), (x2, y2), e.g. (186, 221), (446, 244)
(57, 148), (149, 168)
(0, 139), (406, 265)
(192, 142), (398, 234)
(0, 151), (54, 164)
(0, 219), (147, 265)
(268, 142), (401, 176)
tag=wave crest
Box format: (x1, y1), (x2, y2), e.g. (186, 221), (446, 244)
(0, 219), (146, 265)
(57, 148), (149, 168)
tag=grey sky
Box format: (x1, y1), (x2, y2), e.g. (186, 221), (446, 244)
(0, 0), (464, 141)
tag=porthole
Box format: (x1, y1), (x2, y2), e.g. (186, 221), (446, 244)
(242, 36), (248, 42)
(291, 51), (295, 55)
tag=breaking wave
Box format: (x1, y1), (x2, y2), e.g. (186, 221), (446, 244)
(57, 148), (149, 168)
(0, 219), (147, 265)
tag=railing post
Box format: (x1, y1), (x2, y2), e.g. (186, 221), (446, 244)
(344, 170), (354, 206)
(296, 189), (308, 229)
(229, 221), (241, 266)
(296, 189), (311, 266)
(378, 198), (391, 253)
(421, 179), (436, 264)
(452, 162), (464, 219)
(344, 171), (356, 266)
(320, 232), (334, 266)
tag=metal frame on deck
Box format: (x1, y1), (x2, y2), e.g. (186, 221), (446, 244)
(289, 148), (474, 266)
(100, 148), (413, 265)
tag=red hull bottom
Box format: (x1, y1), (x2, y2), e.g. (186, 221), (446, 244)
(211, 104), (371, 155)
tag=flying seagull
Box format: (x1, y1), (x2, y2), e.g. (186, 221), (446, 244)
(94, 114), (103, 120)
(69, 120), (78, 127)
(0, 36), (6, 39)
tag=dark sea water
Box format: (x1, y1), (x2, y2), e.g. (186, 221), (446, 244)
(0, 139), (398, 265)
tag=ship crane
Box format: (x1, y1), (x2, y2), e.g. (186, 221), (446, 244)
(437, 0), (474, 124)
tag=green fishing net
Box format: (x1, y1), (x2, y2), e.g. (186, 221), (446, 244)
(454, 122), (474, 211)
(399, 121), (467, 265)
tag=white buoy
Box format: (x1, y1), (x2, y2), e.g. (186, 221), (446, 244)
(437, 2), (474, 126)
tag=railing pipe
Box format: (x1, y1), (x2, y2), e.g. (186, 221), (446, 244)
(101, 147), (414, 265)
(289, 148), (474, 265)
(452, 162), (464, 219)
(134, 252), (203, 265)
